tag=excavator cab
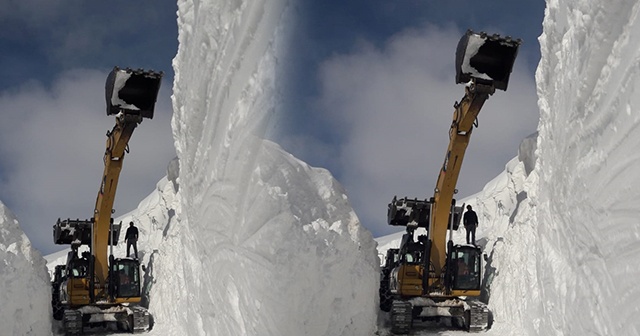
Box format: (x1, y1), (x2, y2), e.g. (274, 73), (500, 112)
(111, 258), (142, 299)
(449, 245), (482, 291)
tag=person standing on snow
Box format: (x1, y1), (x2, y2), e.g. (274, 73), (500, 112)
(463, 205), (478, 245)
(125, 221), (139, 258)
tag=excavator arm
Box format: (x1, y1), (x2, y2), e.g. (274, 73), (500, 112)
(92, 113), (143, 295)
(429, 81), (495, 277)
(430, 31), (520, 278)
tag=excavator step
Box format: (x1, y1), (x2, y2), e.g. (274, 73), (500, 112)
(105, 67), (163, 118)
(455, 30), (521, 91)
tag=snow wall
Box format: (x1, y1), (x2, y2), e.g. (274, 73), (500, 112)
(0, 200), (52, 335)
(533, 0), (640, 334)
(146, 0), (380, 335)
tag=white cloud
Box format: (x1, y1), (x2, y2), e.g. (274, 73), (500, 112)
(312, 25), (540, 236)
(0, 68), (175, 254)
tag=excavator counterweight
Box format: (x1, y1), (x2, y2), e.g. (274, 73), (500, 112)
(455, 30), (521, 91)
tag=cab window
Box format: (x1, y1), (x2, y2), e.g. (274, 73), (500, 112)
(114, 262), (140, 297)
(451, 248), (481, 290)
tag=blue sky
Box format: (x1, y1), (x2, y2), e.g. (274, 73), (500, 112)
(0, 0), (545, 254)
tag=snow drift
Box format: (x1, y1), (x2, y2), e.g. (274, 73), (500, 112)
(146, 0), (379, 335)
(0, 200), (52, 335)
(532, 0), (640, 334)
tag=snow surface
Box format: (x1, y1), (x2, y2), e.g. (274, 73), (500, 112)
(157, 0), (379, 334)
(6, 0), (640, 335)
(0, 200), (52, 335)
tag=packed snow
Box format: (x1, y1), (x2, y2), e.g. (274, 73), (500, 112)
(4, 0), (640, 335)
(159, 0), (379, 333)
(0, 200), (52, 335)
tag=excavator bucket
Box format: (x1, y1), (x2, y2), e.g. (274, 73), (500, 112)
(105, 67), (163, 119)
(53, 218), (122, 245)
(455, 30), (521, 91)
(387, 197), (432, 228)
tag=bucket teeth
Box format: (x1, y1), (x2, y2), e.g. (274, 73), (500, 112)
(455, 30), (521, 91)
(105, 66), (163, 119)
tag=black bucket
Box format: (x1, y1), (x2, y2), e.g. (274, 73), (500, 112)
(455, 31), (521, 91)
(105, 67), (163, 119)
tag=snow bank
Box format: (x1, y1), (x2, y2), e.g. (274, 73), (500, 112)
(533, 0), (640, 334)
(146, 0), (380, 335)
(0, 200), (52, 335)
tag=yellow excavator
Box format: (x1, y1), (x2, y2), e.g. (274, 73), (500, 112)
(379, 30), (521, 334)
(50, 67), (163, 335)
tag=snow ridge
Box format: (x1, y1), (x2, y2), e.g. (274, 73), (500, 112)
(0, 200), (52, 335)
(146, 0), (380, 335)
(534, 0), (640, 334)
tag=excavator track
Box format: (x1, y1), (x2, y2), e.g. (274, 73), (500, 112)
(63, 310), (82, 335)
(390, 300), (413, 334)
(131, 306), (151, 332)
(467, 300), (490, 332)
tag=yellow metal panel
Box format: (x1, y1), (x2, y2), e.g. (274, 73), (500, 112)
(115, 297), (142, 304)
(450, 289), (481, 297)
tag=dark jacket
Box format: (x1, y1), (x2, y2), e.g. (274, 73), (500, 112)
(125, 226), (139, 241)
(463, 210), (478, 227)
